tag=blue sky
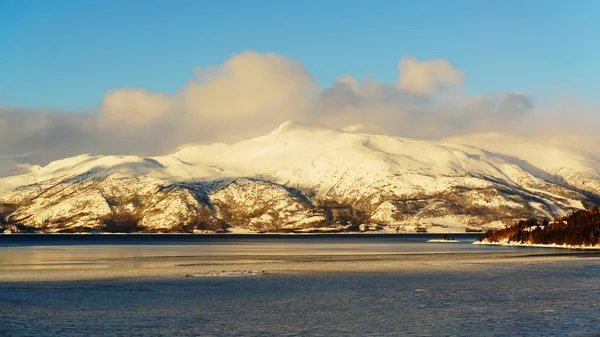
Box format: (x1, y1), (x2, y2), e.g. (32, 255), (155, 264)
(1, 0), (598, 110)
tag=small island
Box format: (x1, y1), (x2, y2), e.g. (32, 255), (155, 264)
(427, 235), (460, 243)
(476, 207), (600, 249)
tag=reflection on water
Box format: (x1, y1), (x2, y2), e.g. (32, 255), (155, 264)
(0, 234), (563, 270)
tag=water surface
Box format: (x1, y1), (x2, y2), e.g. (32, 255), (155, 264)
(1, 234), (597, 336)
(2, 262), (600, 336)
(0, 234), (562, 270)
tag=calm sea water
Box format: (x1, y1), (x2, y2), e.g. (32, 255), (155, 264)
(0, 233), (561, 270)
(1, 234), (599, 336)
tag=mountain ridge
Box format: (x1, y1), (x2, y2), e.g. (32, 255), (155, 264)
(1, 121), (599, 233)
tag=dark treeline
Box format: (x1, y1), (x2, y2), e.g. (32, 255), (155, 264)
(484, 207), (600, 246)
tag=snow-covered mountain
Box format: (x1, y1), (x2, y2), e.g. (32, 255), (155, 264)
(1, 121), (599, 233)
(0, 158), (40, 178)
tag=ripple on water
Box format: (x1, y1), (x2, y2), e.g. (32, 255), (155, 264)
(1, 261), (600, 336)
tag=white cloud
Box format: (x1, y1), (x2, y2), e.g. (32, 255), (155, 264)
(98, 89), (173, 130)
(397, 56), (465, 94)
(0, 51), (595, 165)
(93, 51), (316, 140)
(182, 51), (315, 121)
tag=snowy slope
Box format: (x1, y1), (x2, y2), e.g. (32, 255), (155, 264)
(447, 133), (600, 196)
(1, 121), (598, 233)
(0, 158), (40, 178)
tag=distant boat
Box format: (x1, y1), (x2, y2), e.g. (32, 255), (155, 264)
(427, 235), (460, 243)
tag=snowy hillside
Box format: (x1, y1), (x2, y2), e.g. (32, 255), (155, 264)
(1, 121), (598, 233)
(446, 133), (600, 197)
(0, 158), (40, 178)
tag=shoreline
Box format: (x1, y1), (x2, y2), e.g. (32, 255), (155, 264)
(2, 251), (598, 283)
(0, 232), (484, 236)
(474, 240), (600, 250)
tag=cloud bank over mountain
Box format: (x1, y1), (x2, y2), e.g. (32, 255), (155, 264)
(0, 51), (596, 165)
